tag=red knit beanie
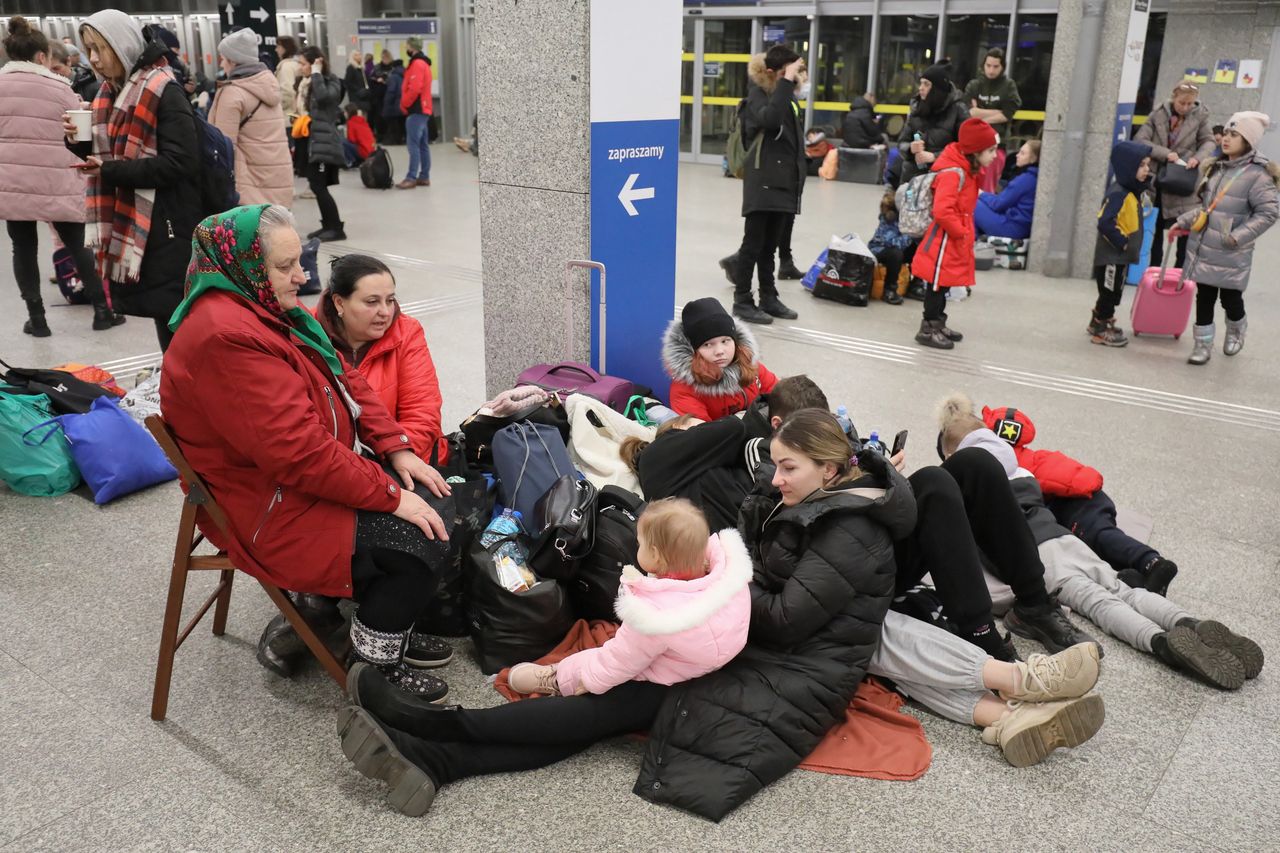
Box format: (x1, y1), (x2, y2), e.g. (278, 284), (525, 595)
(958, 118), (999, 154)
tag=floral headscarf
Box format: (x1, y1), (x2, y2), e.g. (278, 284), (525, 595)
(168, 205), (343, 375)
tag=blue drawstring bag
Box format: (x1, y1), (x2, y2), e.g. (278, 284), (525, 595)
(56, 396), (177, 504)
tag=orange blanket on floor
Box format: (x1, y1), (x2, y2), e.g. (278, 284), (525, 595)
(494, 619), (931, 782)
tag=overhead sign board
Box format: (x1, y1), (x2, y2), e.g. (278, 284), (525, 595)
(220, 0), (278, 45)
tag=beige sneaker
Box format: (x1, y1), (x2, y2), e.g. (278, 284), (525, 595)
(508, 662), (560, 695)
(1002, 642), (1101, 703)
(982, 694), (1105, 767)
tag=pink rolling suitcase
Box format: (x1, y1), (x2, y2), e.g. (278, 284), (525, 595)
(1131, 232), (1196, 339)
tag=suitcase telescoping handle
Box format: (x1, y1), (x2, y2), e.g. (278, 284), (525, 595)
(565, 260), (608, 374)
(1158, 229), (1191, 293)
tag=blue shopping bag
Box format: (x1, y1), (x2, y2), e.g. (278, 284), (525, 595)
(56, 396), (177, 504)
(1126, 203), (1158, 285)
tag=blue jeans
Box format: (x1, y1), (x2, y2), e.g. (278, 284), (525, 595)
(405, 112), (431, 181)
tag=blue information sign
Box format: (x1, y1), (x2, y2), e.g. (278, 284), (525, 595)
(763, 25), (786, 44)
(357, 18), (439, 36)
(589, 119), (681, 396)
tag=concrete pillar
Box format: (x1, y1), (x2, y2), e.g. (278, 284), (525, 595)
(1031, 0), (1147, 279)
(475, 0), (680, 397)
(320, 0), (361, 73)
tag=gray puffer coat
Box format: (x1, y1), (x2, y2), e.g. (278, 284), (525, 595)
(306, 72), (346, 168)
(1136, 101), (1216, 220)
(1176, 153), (1280, 291)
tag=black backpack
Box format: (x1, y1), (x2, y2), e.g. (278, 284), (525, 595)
(569, 485), (646, 622)
(360, 146), (394, 189)
(190, 106), (240, 215)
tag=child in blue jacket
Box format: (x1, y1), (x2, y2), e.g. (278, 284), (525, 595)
(1089, 140), (1152, 347)
(868, 190), (914, 305)
(975, 140), (1040, 239)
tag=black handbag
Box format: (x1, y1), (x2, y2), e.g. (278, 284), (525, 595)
(528, 474), (597, 580)
(1158, 162), (1199, 197)
(569, 485), (646, 622)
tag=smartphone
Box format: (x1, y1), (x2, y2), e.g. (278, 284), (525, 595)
(891, 430), (908, 456)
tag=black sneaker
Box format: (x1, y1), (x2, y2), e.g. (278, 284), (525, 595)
(777, 258), (804, 280)
(1153, 627), (1245, 690)
(882, 289), (904, 306)
(1005, 601), (1103, 657)
(733, 302), (774, 325)
(403, 634), (453, 668)
(1142, 558), (1178, 597)
(337, 706), (439, 816)
(760, 297), (798, 320)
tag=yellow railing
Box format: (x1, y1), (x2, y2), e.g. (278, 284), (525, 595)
(678, 95), (1052, 123)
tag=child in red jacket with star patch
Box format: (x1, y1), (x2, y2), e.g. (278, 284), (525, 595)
(981, 404), (1178, 596)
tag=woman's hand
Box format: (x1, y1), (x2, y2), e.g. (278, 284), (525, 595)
(388, 449), (452, 498)
(62, 113), (80, 142)
(915, 150), (935, 165)
(1186, 157), (1199, 170)
(889, 449), (906, 473)
(909, 139), (925, 155)
(70, 156), (103, 177)
(1166, 151), (1180, 163)
(394, 488), (449, 541)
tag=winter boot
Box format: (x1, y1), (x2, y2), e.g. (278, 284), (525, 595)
(759, 293), (798, 320)
(776, 257), (804, 280)
(23, 298), (50, 338)
(1187, 323), (1215, 365)
(731, 262), (773, 324)
(316, 223), (347, 242)
(718, 253), (740, 285)
(351, 615), (449, 702)
(905, 278), (928, 301)
(882, 287), (904, 306)
(938, 311), (963, 342)
(915, 318), (954, 349)
(1223, 316), (1247, 356)
(91, 302), (126, 331)
(1088, 312), (1129, 347)
(733, 300), (773, 324)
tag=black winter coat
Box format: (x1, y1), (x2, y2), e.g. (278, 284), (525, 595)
(741, 76), (806, 217)
(636, 416), (757, 532)
(72, 77), (202, 319)
(344, 65), (369, 109)
(841, 97), (883, 149)
(307, 72), (346, 168)
(896, 90), (968, 186)
(634, 469), (916, 821)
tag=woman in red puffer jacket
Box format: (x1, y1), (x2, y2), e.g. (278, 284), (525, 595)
(912, 118), (999, 350)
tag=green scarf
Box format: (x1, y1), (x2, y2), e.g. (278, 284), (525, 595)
(168, 204), (343, 375)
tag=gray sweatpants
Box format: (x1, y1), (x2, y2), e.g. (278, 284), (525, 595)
(869, 609), (989, 726)
(1039, 535), (1191, 652)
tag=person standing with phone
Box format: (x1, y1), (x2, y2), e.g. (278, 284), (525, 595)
(297, 46), (347, 241)
(62, 10), (200, 351)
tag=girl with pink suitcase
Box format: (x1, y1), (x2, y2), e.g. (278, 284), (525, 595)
(1174, 111), (1280, 365)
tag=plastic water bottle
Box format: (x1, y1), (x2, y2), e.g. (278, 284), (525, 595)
(835, 406), (854, 437)
(481, 509), (528, 566)
(862, 431), (887, 456)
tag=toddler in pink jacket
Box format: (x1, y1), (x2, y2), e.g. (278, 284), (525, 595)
(508, 498), (753, 697)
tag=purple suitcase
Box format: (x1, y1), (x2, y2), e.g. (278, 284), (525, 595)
(1131, 233), (1196, 339)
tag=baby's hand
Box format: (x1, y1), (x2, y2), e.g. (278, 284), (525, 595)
(575, 684), (589, 696)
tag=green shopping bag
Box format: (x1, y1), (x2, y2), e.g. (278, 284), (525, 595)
(0, 390), (81, 496)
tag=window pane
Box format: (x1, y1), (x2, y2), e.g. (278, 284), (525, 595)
(1010, 14), (1055, 113)
(943, 14), (1010, 96)
(810, 16), (872, 129)
(701, 20), (753, 157)
(762, 16), (810, 58)
(876, 16), (940, 106)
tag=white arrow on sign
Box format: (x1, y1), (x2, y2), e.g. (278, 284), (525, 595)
(225, 5), (235, 25)
(618, 173), (655, 217)
(249, 6), (270, 22)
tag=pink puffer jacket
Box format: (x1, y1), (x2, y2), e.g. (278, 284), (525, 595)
(208, 70), (293, 208)
(0, 62), (88, 223)
(555, 528), (753, 696)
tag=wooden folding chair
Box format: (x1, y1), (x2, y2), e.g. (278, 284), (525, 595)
(144, 415), (348, 721)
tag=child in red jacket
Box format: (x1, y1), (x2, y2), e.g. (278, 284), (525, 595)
(344, 103), (375, 167)
(981, 405), (1178, 596)
(664, 297), (778, 420)
(912, 118), (1000, 349)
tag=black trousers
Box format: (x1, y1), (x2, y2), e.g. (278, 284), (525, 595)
(734, 210), (789, 304)
(778, 213), (795, 263)
(940, 447), (1051, 607)
(387, 681), (669, 785)
(307, 161), (342, 230)
(922, 283), (948, 321)
(1195, 284), (1245, 325)
(873, 243), (915, 293)
(1046, 490), (1158, 573)
(1092, 263), (1126, 320)
(7, 220), (107, 307)
(1150, 213), (1188, 270)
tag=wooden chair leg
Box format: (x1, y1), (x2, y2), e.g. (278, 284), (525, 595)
(151, 556), (192, 722)
(211, 569), (235, 636)
(259, 582), (349, 689)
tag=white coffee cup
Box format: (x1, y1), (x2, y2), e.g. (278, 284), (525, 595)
(67, 109), (93, 142)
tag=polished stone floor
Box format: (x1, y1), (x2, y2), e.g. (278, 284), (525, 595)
(1, 148), (1277, 852)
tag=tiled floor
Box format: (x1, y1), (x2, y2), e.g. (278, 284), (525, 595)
(1, 148), (1276, 851)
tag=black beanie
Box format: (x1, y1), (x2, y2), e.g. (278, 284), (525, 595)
(921, 64), (953, 95)
(681, 297), (735, 350)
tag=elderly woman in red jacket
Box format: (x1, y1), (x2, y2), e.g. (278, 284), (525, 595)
(911, 118), (1000, 350)
(160, 204), (454, 701)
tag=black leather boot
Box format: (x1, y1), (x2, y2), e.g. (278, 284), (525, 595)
(92, 303), (126, 331)
(23, 298), (50, 338)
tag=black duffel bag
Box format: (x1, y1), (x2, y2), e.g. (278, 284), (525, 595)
(466, 534), (573, 674)
(569, 485), (646, 622)
(528, 474), (597, 580)
(0, 359), (118, 415)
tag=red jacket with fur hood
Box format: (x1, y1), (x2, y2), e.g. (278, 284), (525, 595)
(663, 316), (778, 421)
(981, 405), (1103, 499)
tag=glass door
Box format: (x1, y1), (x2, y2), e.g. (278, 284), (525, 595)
(679, 17), (754, 164)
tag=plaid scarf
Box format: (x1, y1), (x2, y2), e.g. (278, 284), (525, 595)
(87, 64), (175, 284)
